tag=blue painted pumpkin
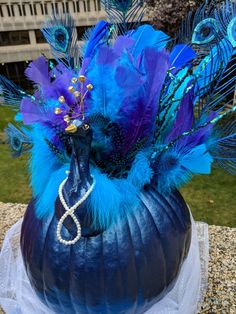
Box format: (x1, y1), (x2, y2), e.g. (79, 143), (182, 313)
(20, 124), (191, 314)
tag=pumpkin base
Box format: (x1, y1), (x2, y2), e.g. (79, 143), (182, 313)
(0, 218), (208, 314)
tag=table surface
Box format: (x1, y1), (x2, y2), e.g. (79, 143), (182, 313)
(0, 202), (235, 314)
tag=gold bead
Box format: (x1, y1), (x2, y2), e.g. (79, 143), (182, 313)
(71, 77), (78, 84)
(86, 84), (93, 91)
(68, 86), (74, 93)
(63, 115), (70, 123)
(73, 91), (80, 98)
(54, 108), (62, 114)
(78, 75), (86, 82)
(65, 124), (78, 134)
(58, 96), (65, 103)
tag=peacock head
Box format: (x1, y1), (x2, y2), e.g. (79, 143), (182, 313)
(65, 119), (93, 145)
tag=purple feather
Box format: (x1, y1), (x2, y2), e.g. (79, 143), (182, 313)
(21, 98), (50, 125)
(166, 87), (194, 142)
(43, 65), (77, 106)
(172, 111), (217, 153)
(113, 36), (134, 56)
(25, 56), (50, 86)
(116, 48), (169, 155)
(97, 46), (118, 65)
(115, 65), (144, 93)
(142, 48), (169, 106)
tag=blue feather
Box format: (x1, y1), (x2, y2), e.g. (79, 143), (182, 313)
(29, 126), (68, 218)
(108, 0), (133, 13)
(102, 0), (145, 34)
(83, 21), (111, 59)
(5, 123), (32, 157)
(192, 18), (219, 45)
(127, 151), (153, 188)
(152, 143), (213, 193)
(88, 161), (150, 229)
(90, 170), (137, 229)
(41, 14), (79, 68)
(216, 0), (236, 47)
(170, 44), (196, 68)
(193, 38), (234, 105)
(227, 16), (236, 47)
(131, 25), (169, 58)
(207, 119), (236, 175)
(0, 75), (26, 110)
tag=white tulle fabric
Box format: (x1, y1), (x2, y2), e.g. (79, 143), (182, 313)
(0, 219), (208, 314)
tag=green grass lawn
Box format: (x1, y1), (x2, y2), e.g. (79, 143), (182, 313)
(181, 170), (236, 227)
(0, 107), (235, 227)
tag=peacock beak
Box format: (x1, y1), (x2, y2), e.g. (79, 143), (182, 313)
(65, 124), (78, 134)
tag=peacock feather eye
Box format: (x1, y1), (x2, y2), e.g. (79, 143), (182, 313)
(192, 18), (219, 45)
(110, 0), (133, 12)
(11, 137), (22, 151)
(227, 17), (236, 47)
(52, 26), (69, 52)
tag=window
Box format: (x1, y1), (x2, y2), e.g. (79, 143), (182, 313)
(0, 31), (30, 46)
(33, 4), (37, 15)
(0, 62), (33, 91)
(35, 29), (47, 43)
(11, 5), (15, 17)
(29, 4), (33, 15)
(86, 0), (90, 12)
(77, 26), (93, 40)
(51, 3), (59, 14)
(6, 5), (11, 16)
(62, 2), (69, 13)
(0, 6), (3, 17)
(22, 4), (26, 16)
(44, 3), (48, 15)
(76, 1), (80, 12)
(18, 4), (22, 16)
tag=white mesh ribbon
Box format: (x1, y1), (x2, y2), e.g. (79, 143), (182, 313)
(0, 219), (208, 314)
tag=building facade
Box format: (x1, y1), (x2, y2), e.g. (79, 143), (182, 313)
(0, 0), (120, 88)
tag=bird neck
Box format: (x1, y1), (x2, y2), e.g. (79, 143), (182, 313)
(59, 135), (99, 237)
(64, 135), (92, 206)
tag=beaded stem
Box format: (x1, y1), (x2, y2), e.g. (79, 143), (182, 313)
(57, 176), (96, 245)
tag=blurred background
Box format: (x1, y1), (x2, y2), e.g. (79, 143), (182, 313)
(0, 0), (235, 227)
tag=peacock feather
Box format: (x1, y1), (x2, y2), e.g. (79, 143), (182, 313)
(41, 14), (79, 68)
(0, 0), (236, 227)
(102, 0), (145, 34)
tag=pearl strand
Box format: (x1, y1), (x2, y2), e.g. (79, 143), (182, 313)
(57, 176), (95, 245)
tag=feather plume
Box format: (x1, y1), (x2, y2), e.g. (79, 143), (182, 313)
(41, 14), (79, 68)
(170, 44), (196, 68)
(5, 123), (32, 157)
(207, 118), (236, 174)
(83, 21), (112, 59)
(24, 56), (51, 87)
(0, 75), (27, 110)
(2, 1), (236, 226)
(101, 0), (145, 34)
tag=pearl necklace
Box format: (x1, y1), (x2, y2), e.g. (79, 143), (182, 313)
(57, 176), (96, 245)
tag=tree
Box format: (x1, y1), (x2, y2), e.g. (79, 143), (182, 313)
(145, 0), (204, 35)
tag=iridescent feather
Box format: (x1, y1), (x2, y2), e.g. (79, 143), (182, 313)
(0, 75), (27, 110)
(5, 123), (32, 157)
(41, 14), (79, 68)
(101, 0), (145, 34)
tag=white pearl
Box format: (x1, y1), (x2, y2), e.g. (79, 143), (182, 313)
(56, 175), (95, 245)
